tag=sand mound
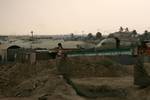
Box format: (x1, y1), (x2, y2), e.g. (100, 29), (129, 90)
(0, 61), (84, 100)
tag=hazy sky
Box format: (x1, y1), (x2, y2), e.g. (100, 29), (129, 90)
(0, 0), (150, 35)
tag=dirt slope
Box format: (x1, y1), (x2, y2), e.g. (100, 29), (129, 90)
(0, 57), (150, 100)
(0, 61), (84, 100)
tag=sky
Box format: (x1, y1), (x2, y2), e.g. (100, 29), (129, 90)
(0, 0), (150, 35)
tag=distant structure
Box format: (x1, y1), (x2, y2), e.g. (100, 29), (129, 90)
(96, 38), (117, 49)
(0, 36), (8, 43)
(108, 27), (139, 47)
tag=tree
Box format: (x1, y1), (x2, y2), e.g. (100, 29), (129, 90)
(70, 33), (74, 39)
(108, 34), (114, 38)
(144, 30), (148, 36)
(125, 27), (129, 32)
(132, 30), (137, 37)
(87, 33), (93, 39)
(141, 30), (150, 40)
(96, 32), (102, 39)
(119, 27), (123, 32)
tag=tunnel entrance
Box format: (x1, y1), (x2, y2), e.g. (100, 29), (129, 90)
(7, 45), (21, 62)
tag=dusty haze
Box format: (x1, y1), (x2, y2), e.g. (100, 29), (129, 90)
(0, 0), (150, 35)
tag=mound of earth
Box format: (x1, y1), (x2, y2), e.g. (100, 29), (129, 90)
(0, 61), (84, 100)
(0, 57), (150, 100)
(58, 57), (133, 78)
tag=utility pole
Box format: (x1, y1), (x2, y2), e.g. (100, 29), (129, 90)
(30, 30), (34, 49)
(31, 30), (34, 41)
(81, 30), (84, 40)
